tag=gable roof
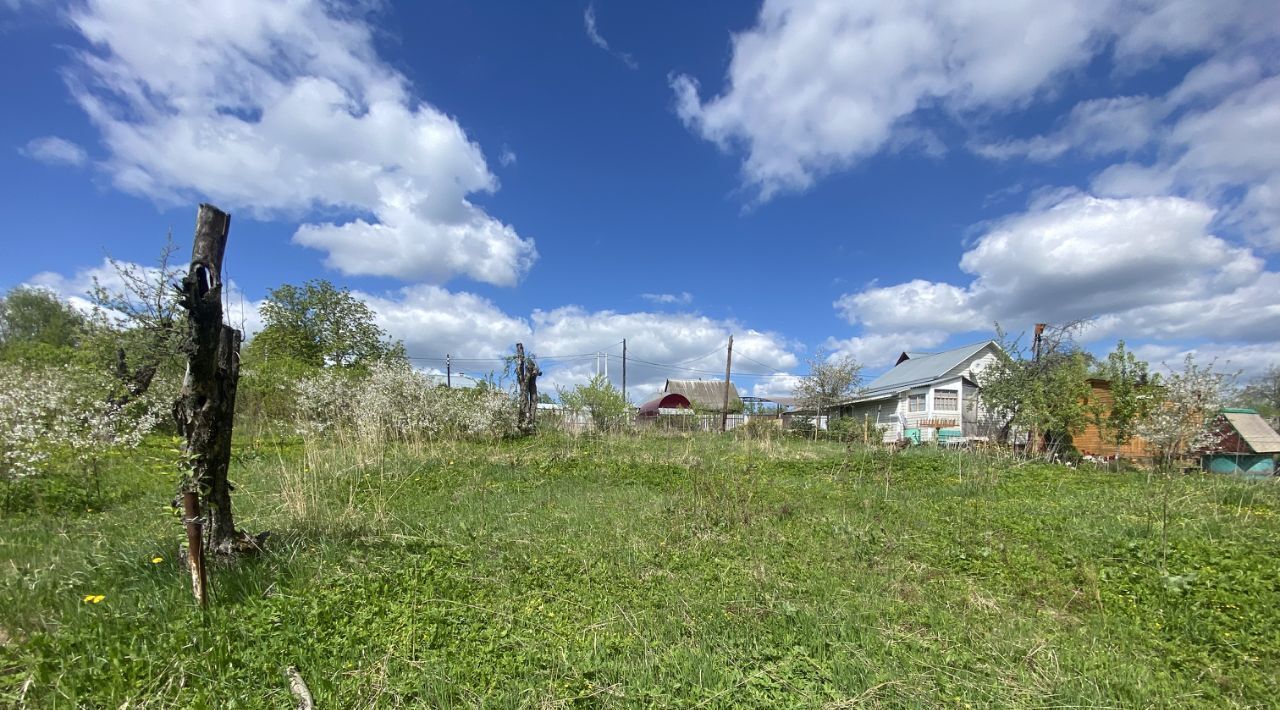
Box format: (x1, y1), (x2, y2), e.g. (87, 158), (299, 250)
(663, 379), (742, 413)
(1222, 409), (1280, 454)
(858, 341), (999, 398)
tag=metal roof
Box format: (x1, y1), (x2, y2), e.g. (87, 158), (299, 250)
(663, 379), (743, 413)
(1223, 410), (1280, 454)
(637, 392), (692, 416)
(859, 341), (999, 398)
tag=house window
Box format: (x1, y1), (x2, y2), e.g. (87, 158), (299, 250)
(907, 394), (926, 412)
(934, 389), (958, 412)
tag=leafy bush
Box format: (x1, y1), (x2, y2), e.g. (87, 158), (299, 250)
(737, 416), (781, 440)
(787, 415), (816, 437)
(557, 375), (628, 433)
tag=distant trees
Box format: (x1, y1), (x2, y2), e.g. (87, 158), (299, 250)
(1238, 365), (1280, 428)
(793, 350), (862, 438)
(0, 287), (87, 363)
(250, 280), (404, 369)
(978, 323), (1092, 454)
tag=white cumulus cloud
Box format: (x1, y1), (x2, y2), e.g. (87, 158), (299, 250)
(673, 0), (1276, 201)
(25, 257), (264, 336)
(62, 0), (535, 286)
(832, 193), (1280, 370)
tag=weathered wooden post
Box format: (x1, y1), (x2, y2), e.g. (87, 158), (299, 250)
(181, 490), (207, 608)
(175, 204), (244, 568)
(515, 342), (540, 435)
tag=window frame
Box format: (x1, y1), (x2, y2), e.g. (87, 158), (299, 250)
(907, 393), (926, 413)
(933, 388), (959, 412)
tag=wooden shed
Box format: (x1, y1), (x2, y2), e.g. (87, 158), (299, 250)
(1073, 378), (1155, 459)
(662, 379), (742, 414)
(1202, 408), (1280, 476)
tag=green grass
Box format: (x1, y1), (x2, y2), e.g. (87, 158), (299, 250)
(2, 433), (1278, 707)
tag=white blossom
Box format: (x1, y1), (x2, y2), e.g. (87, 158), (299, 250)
(293, 361), (518, 446)
(1137, 355), (1231, 465)
(0, 364), (169, 478)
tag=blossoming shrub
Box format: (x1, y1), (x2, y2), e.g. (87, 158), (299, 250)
(1137, 354), (1231, 467)
(0, 362), (170, 480)
(294, 362), (518, 447)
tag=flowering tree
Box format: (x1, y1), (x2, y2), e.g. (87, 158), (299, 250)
(793, 350), (862, 438)
(294, 361), (518, 447)
(1137, 355), (1232, 468)
(0, 363), (166, 480)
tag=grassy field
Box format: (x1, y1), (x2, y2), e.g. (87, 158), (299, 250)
(2, 433), (1278, 707)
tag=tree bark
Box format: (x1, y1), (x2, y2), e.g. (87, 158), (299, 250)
(516, 342), (540, 435)
(107, 347), (158, 409)
(174, 204), (244, 555)
(286, 666), (314, 710)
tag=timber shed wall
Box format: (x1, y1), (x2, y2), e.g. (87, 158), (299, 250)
(1073, 379), (1154, 459)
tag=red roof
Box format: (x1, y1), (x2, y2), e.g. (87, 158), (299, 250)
(637, 393), (692, 417)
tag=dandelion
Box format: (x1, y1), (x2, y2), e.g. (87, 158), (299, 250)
(82, 594), (105, 604)
(151, 556), (164, 564)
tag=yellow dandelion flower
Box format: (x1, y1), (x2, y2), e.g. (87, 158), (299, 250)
(83, 594), (105, 604)
(152, 556), (164, 564)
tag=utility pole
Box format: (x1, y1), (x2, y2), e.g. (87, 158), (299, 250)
(621, 339), (627, 404)
(1030, 323), (1047, 455)
(721, 335), (734, 433)
(446, 354), (452, 388)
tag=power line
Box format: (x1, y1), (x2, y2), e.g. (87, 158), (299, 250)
(622, 355), (797, 378)
(733, 351), (793, 374)
(404, 341), (799, 379)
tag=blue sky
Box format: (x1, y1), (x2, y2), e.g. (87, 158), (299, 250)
(2, 0), (1278, 398)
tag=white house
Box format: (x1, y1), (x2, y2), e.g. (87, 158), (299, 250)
(836, 341), (1003, 442)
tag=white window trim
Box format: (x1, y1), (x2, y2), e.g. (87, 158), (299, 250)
(907, 393), (926, 413)
(933, 388), (959, 412)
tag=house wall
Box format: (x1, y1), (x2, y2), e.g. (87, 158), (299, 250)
(842, 399), (900, 441)
(837, 343), (1006, 442)
(1072, 380), (1154, 459)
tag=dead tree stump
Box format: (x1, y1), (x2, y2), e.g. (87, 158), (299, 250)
(173, 204), (254, 558)
(515, 342), (541, 435)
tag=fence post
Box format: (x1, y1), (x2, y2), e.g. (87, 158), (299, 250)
(181, 490), (207, 608)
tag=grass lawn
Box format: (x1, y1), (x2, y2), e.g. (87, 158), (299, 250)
(2, 433), (1278, 707)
